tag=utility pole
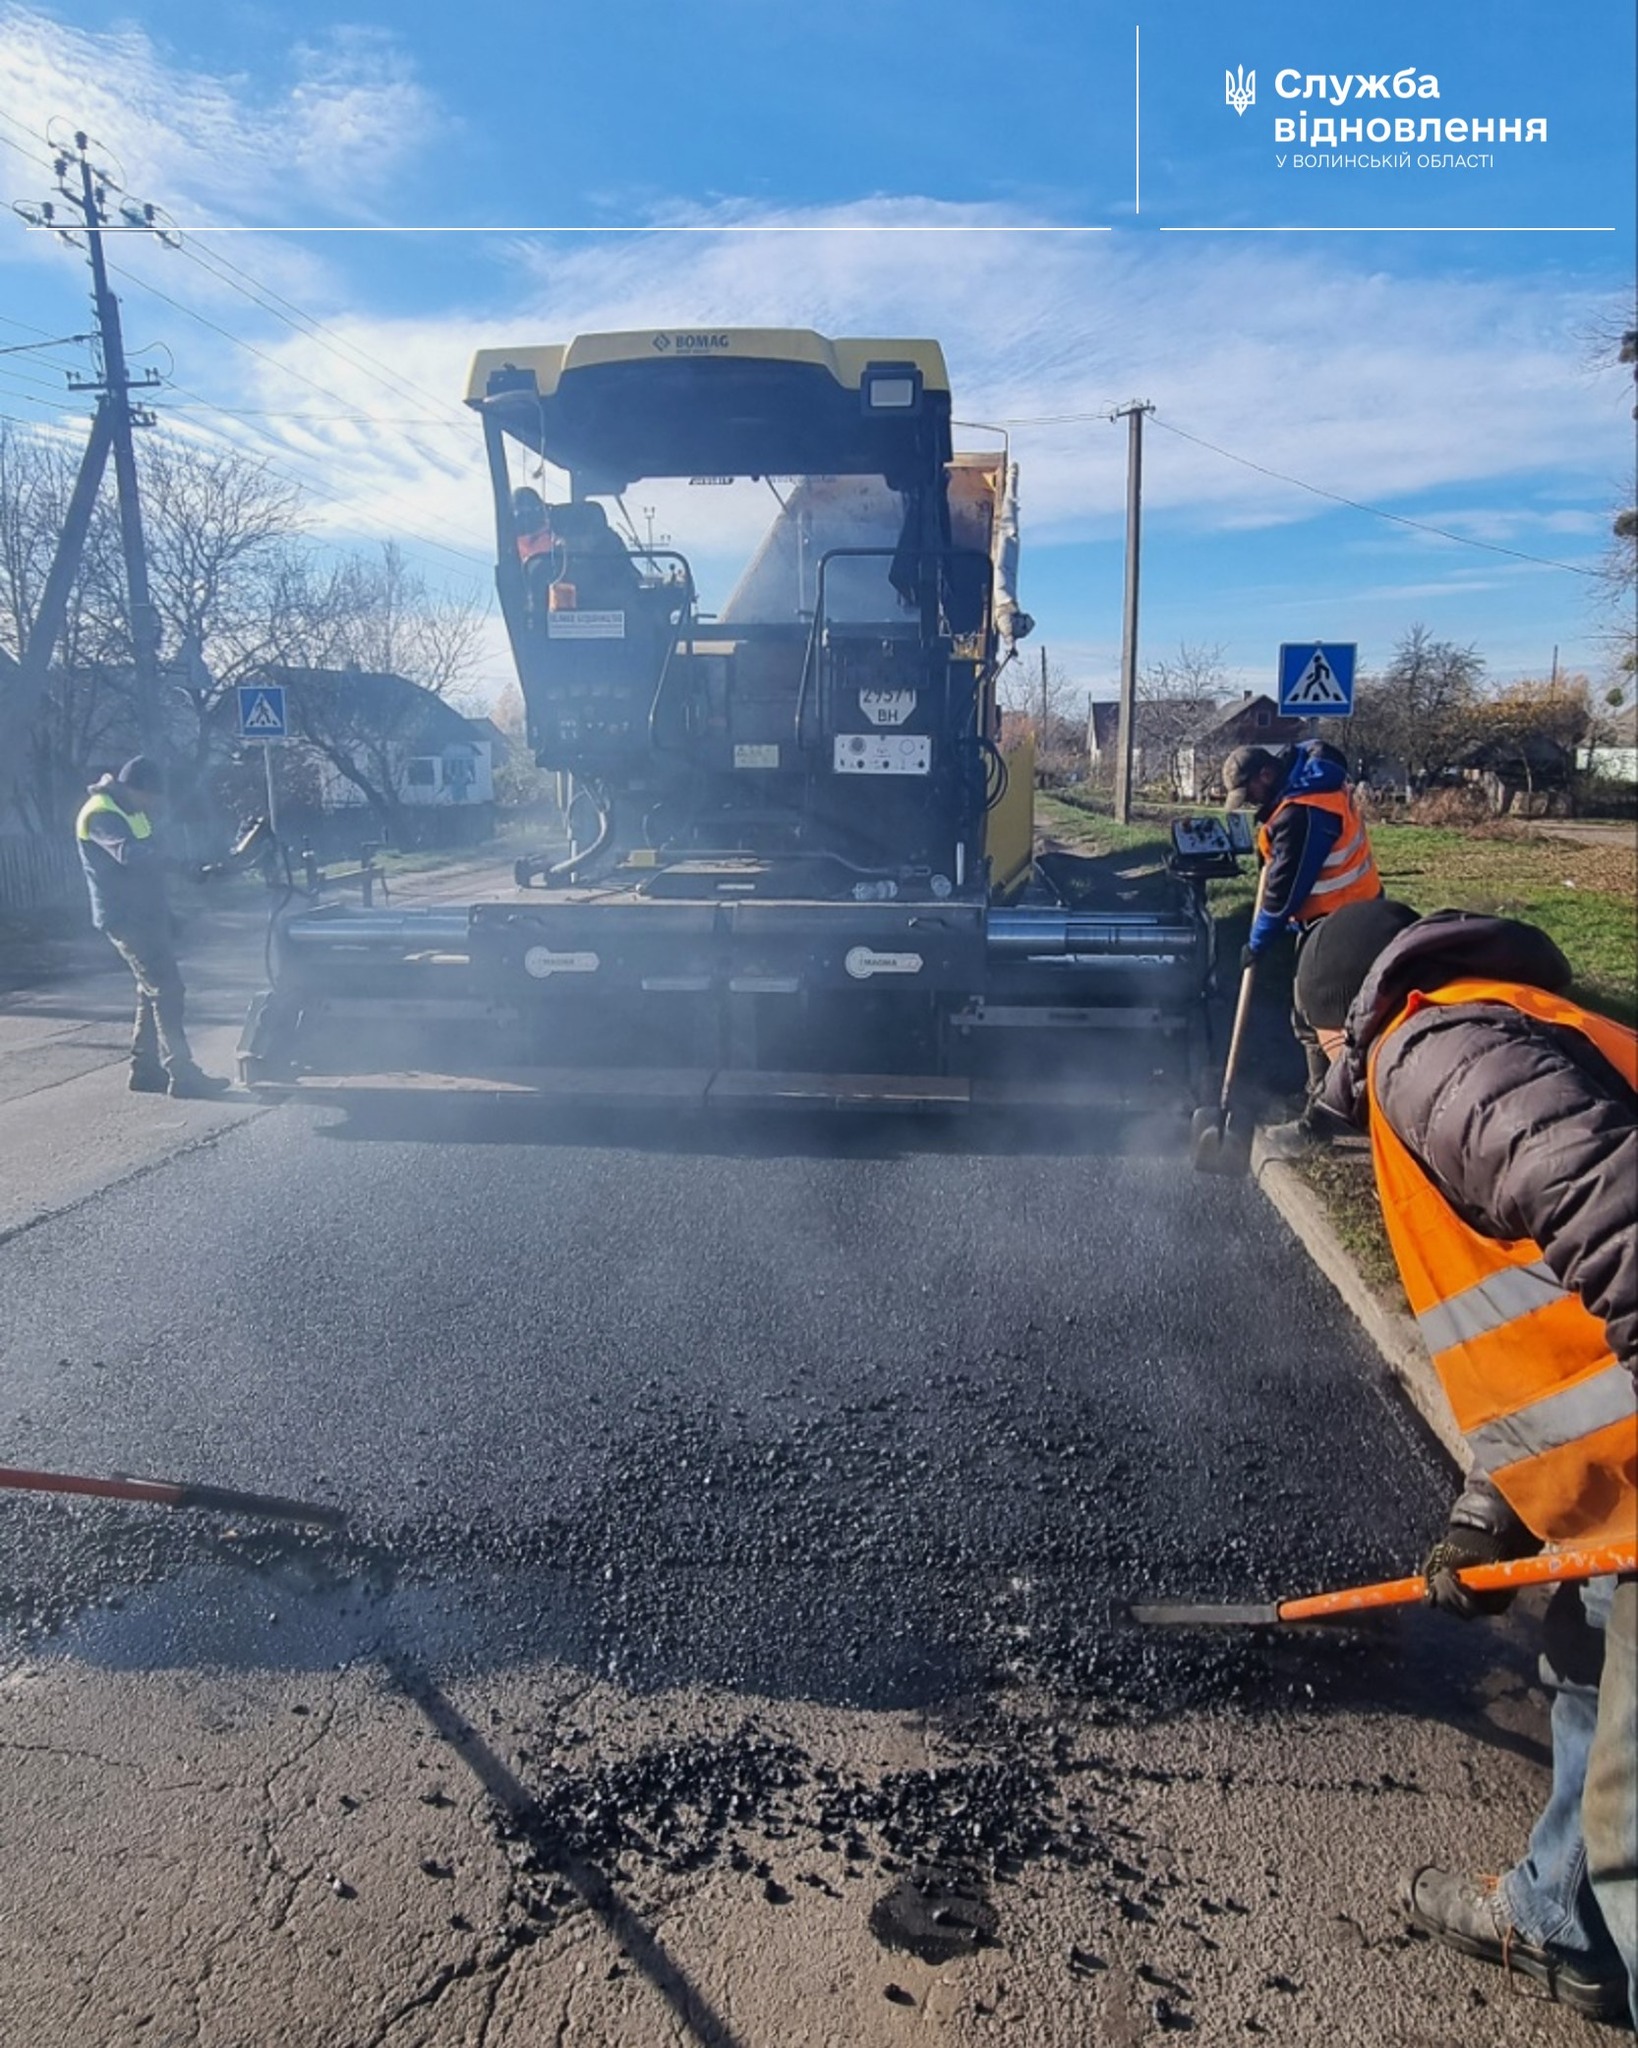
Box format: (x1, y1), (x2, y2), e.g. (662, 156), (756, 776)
(1111, 400), (1154, 825)
(1039, 644), (1048, 746)
(4, 131), (178, 788)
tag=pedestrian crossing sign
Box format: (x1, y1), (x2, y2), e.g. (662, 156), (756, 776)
(237, 683), (288, 740)
(1277, 642), (1356, 716)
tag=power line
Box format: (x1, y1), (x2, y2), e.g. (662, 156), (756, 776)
(172, 237), (465, 422)
(155, 399), (492, 582)
(99, 265), (491, 566)
(1146, 416), (1601, 579)
(0, 331), (92, 357)
(162, 398), (461, 426)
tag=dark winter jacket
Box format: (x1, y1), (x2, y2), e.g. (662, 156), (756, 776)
(75, 776), (169, 934)
(1322, 910), (1638, 1381)
(1248, 741), (1357, 954)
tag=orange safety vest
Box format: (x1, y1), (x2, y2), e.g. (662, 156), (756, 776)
(517, 527), (557, 563)
(1367, 979), (1638, 1544)
(1256, 786), (1380, 923)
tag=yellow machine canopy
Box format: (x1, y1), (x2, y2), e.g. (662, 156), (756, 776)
(465, 328), (955, 490)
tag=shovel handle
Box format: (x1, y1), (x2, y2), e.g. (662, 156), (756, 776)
(1277, 1541), (1636, 1623)
(0, 1464), (345, 1529)
(1218, 958), (1258, 1115)
(1216, 863), (1269, 1114)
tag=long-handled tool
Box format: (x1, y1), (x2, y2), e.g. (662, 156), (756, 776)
(1131, 1541), (1635, 1627)
(0, 1464), (346, 1531)
(1190, 865), (1267, 1175)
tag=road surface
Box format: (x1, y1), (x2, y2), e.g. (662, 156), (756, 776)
(0, 899), (1602, 2046)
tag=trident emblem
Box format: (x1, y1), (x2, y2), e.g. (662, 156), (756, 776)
(1225, 65), (1255, 115)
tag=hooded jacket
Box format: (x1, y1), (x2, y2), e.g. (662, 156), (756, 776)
(1323, 910), (1637, 1380)
(1248, 741), (1371, 954)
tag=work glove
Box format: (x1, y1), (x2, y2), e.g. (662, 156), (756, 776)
(1422, 1477), (1540, 1620)
(1239, 943), (1260, 972)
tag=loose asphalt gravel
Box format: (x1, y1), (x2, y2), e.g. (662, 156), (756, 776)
(0, 1093), (1479, 1855)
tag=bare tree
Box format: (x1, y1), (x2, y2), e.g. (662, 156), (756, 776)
(0, 422), (130, 826)
(266, 543), (486, 834)
(1135, 641), (1226, 794)
(1341, 625), (1485, 791)
(137, 435), (304, 780)
(999, 648), (1087, 784)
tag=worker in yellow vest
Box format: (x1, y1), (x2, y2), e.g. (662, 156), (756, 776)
(75, 757), (230, 1099)
(1223, 739), (1381, 1155)
(1298, 897), (1636, 2026)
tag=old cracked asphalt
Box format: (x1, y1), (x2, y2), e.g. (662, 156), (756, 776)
(0, 918), (1611, 2046)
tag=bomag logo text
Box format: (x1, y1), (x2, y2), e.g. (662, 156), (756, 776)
(654, 332), (732, 353)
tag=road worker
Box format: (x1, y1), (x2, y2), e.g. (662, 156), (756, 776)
(1222, 738), (1381, 1155)
(75, 756), (231, 1099)
(1298, 897), (1637, 2026)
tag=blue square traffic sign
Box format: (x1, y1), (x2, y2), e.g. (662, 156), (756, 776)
(1277, 643), (1355, 716)
(237, 682), (288, 740)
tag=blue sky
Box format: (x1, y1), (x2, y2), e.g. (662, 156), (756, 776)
(0, 0), (1632, 707)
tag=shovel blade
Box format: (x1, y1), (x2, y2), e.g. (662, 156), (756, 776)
(1129, 1600), (1282, 1628)
(1190, 1106), (1251, 1176)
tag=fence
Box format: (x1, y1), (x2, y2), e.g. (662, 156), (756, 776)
(0, 834), (86, 917)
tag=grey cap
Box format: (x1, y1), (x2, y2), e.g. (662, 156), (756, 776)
(1221, 745), (1278, 810)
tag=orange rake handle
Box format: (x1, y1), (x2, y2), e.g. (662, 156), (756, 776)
(1278, 1541), (1636, 1623)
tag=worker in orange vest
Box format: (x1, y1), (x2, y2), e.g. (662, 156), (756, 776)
(1223, 739), (1381, 1156)
(1298, 897), (1637, 2026)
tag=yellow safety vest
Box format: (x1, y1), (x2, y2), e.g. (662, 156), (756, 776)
(1368, 979), (1638, 1544)
(76, 790), (153, 842)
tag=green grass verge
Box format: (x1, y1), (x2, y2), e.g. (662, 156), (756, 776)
(1038, 792), (1636, 1306)
(1038, 796), (1637, 1022)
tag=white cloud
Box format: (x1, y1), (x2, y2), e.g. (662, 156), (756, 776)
(0, 6), (444, 224)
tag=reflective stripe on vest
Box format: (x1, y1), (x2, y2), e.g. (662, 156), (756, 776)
(1367, 979), (1638, 1544)
(76, 791), (153, 841)
(1255, 786), (1380, 922)
(1418, 1257), (1563, 1354)
(1467, 1363), (1638, 1475)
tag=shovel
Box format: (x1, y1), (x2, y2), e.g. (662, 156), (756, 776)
(1130, 1540), (1635, 1628)
(0, 1463), (347, 1530)
(1191, 863), (1268, 1176)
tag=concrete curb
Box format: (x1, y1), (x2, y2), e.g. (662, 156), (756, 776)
(1250, 1135), (1466, 1470)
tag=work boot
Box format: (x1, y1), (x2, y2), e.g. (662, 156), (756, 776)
(1399, 1866), (1631, 2022)
(1258, 1116), (1321, 1161)
(167, 1066), (232, 1099)
(128, 1061), (168, 1093)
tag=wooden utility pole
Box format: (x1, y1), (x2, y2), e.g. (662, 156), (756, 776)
(1112, 401), (1153, 825)
(1, 131), (175, 800)
(65, 135), (167, 754)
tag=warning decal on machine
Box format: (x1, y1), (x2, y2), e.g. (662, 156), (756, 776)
(833, 734), (931, 775)
(547, 611), (626, 639)
(844, 948), (924, 980)
(523, 947), (600, 978)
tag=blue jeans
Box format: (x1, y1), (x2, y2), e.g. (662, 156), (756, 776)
(1502, 1575), (1637, 2021)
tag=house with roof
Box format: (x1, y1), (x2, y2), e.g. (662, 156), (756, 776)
(251, 667), (497, 814)
(1087, 693), (1316, 799)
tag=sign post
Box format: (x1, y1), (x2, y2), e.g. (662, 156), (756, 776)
(1277, 642), (1357, 717)
(236, 683), (288, 837)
